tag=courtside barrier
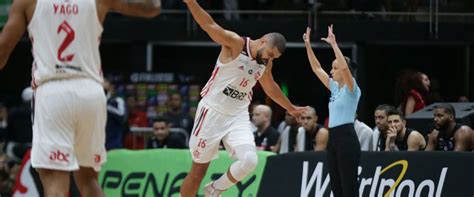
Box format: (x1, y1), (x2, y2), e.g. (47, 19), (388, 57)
(99, 149), (274, 197)
(258, 151), (474, 197)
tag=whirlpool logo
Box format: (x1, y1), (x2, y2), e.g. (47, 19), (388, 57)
(300, 160), (448, 197)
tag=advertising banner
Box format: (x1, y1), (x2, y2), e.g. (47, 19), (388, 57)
(259, 152), (474, 197)
(99, 149), (274, 197)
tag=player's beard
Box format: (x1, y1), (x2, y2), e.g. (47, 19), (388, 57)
(437, 120), (450, 132)
(256, 48), (267, 65)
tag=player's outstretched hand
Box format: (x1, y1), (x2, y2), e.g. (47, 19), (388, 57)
(288, 106), (309, 120)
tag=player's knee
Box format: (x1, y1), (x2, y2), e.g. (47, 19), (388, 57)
(241, 152), (258, 172)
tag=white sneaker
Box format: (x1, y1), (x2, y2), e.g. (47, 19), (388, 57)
(203, 182), (224, 197)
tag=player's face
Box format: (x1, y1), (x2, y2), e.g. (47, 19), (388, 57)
(374, 110), (389, 131)
(153, 121), (169, 140)
(421, 73), (430, 92)
(433, 109), (451, 129)
(256, 44), (281, 66)
(300, 112), (317, 131)
(387, 115), (404, 133)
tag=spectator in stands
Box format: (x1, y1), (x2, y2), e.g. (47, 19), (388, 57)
(146, 117), (186, 149)
(277, 110), (297, 134)
(5, 87), (33, 162)
(127, 96), (148, 127)
(163, 93), (194, 134)
(354, 117), (373, 151)
(394, 70), (430, 116)
(104, 79), (127, 150)
(252, 105), (280, 151)
(296, 107), (328, 151)
(0, 103), (7, 143)
(273, 111), (300, 154)
(384, 109), (426, 151)
(372, 104), (397, 151)
(425, 103), (472, 151)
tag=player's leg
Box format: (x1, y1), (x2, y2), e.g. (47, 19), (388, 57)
(31, 81), (80, 197)
(210, 115), (258, 192)
(36, 169), (70, 197)
(180, 162), (211, 197)
(211, 144), (258, 191)
(74, 79), (107, 196)
(72, 167), (104, 197)
(181, 103), (222, 197)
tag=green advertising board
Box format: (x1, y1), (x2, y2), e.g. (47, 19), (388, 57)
(99, 149), (274, 197)
(0, 0), (11, 27)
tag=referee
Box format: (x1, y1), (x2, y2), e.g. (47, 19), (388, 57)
(303, 25), (361, 197)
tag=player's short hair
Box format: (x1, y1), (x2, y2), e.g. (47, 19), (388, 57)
(387, 108), (405, 120)
(375, 104), (396, 115)
(265, 32), (286, 54)
(436, 103), (456, 118)
(306, 106), (317, 117)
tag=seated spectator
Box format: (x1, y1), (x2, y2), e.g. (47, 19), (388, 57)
(252, 105), (279, 151)
(146, 117), (186, 149)
(163, 93), (194, 134)
(104, 79), (127, 150)
(425, 103), (472, 151)
(384, 109), (426, 151)
(296, 107), (328, 151)
(354, 118), (373, 151)
(372, 104), (397, 151)
(277, 111), (297, 134)
(273, 111), (300, 154)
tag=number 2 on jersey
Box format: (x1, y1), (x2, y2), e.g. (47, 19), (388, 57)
(57, 21), (75, 62)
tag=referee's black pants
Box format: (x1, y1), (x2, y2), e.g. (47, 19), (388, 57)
(327, 123), (361, 197)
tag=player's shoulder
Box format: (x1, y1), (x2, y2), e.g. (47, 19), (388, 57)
(455, 126), (472, 139)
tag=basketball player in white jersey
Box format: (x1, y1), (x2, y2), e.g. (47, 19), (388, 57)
(0, 0), (160, 196)
(180, 1), (307, 196)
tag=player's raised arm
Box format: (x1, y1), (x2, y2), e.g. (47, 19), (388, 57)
(183, 0), (242, 50)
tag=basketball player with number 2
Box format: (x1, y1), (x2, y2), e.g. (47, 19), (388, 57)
(0, 0), (160, 196)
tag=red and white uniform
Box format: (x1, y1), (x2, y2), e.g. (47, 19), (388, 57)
(190, 37), (266, 163)
(28, 0), (103, 87)
(29, 0), (106, 172)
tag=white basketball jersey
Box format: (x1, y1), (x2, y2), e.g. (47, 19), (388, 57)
(201, 37), (266, 115)
(27, 0), (103, 88)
